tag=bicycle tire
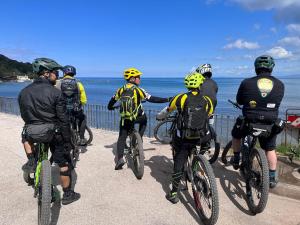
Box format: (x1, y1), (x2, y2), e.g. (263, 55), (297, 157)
(70, 128), (79, 147)
(153, 119), (174, 144)
(246, 147), (269, 214)
(202, 137), (220, 164)
(221, 140), (233, 165)
(191, 154), (219, 225)
(85, 126), (93, 145)
(131, 130), (144, 179)
(38, 160), (52, 225)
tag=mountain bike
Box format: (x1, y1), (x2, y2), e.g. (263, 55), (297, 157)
(68, 110), (93, 167)
(23, 142), (54, 225)
(182, 146), (219, 225)
(113, 106), (144, 179)
(221, 100), (270, 214)
(154, 114), (220, 164)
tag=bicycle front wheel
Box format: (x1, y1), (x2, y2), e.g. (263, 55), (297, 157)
(131, 131), (144, 179)
(246, 148), (269, 214)
(153, 119), (174, 144)
(221, 140), (233, 166)
(38, 160), (52, 225)
(191, 154), (219, 225)
(85, 125), (93, 145)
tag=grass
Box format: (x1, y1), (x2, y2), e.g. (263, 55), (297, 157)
(277, 144), (300, 161)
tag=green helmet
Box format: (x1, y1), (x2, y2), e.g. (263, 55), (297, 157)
(32, 58), (62, 74)
(254, 55), (275, 72)
(184, 72), (205, 89)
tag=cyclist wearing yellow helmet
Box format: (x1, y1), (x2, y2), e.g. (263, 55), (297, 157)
(157, 72), (214, 204)
(108, 67), (171, 170)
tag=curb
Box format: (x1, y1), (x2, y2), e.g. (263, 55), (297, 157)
(270, 182), (300, 201)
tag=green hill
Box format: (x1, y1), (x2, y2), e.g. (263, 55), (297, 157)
(0, 54), (35, 81)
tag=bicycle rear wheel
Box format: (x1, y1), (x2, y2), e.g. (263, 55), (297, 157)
(191, 154), (219, 225)
(201, 137), (220, 164)
(38, 160), (52, 225)
(246, 148), (269, 214)
(154, 119), (174, 144)
(131, 131), (144, 179)
(221, 140), (233, 166)
(85, 126), (93, 145)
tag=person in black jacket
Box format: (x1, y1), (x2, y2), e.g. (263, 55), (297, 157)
(230, 55), (285, 188)
(196, 63), (218, 109)
(18, 58), (80, 205)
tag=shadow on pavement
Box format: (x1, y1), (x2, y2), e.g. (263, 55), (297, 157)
(179, 190), (204, 225)
(144, 155), (204, 224)
(104, 142), (117, 162)
(213, 160), (253, 216)
(144, 155), (173, 194)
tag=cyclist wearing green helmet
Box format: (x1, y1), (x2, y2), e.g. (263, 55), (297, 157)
(157, 72), (214, 204)
(19, 58), (80, 205)
(231, 55), (285, 189)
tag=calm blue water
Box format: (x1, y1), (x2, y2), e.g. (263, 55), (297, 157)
(1, 77), (299, 116)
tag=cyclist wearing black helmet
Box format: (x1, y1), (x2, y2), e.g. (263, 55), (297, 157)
(19, 58), (80, 205)
(56, 65), (88, 146)
(196, 64), (218, 108)
(231, 55), (285, 188)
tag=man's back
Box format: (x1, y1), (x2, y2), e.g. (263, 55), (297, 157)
(237, 73), (284, 122)
(201, 78), (218, 107)
(18, 77), (62, 124)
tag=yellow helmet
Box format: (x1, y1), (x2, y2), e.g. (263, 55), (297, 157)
(123, 67), (143, 80)
(184, 72), (205, 89)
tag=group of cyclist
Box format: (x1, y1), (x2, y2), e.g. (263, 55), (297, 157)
(18, 54), (285, 209)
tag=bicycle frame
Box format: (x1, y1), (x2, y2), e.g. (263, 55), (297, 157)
(34, 143), (49, 195)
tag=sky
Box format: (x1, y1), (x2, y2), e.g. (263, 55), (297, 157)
(1, 0), (300, 77)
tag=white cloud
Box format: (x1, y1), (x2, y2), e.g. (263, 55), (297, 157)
(231, 0), (299, 10)
(223, 39), (260, 50)
(231, 0), (300, 22)
(286, 24), (300, 33)
(266, 46), (293, 59)
(270, 27), (277, 33)
(278, 36), (300, 47)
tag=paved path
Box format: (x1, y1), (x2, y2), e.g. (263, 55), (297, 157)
(0, 113), (299, 225)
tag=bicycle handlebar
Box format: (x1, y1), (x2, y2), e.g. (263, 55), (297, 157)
(228, 99), (242, 110)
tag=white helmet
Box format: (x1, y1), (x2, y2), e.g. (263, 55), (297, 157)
(196, 64), (212, 78)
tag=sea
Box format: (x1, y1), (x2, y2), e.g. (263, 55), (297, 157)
(0, 76), (299, 116)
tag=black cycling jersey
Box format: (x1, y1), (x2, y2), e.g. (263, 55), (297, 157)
(200, 78), (218, 108)
(236, 72), (284, 122)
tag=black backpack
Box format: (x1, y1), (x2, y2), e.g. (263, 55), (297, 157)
(119, 85), (140, 124)
(60, 78), (80, 111)
(179, 92), (208, 140)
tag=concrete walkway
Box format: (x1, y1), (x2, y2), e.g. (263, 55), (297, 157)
(0, 113), (299, 225)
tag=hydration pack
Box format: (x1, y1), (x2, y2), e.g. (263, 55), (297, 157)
(119, 85), (140, 124)
(60, 78), (80, 111)
(179, 92), (208, 140)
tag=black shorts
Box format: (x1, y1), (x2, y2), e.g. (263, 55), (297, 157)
(231, 119), (277, 151)
(21, 128), (70, 167)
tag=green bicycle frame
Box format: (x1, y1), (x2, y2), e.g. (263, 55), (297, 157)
(34, 143), (49, 188)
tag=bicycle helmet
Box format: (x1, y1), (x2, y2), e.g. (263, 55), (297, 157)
(196, 64), (212, 78)
(32, 58), (62, 75)
(254, 55), (275, 72)
(123, 68), (142, 80)
(63, 65), (77, 76)
(184, 72), (205, 89)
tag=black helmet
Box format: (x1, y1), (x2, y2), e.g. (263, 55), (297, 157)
(63, 65), (76, 76)
(254, 55), (275, 73)
(196, 63), (212, 78)
(32, 58), (62, 75)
